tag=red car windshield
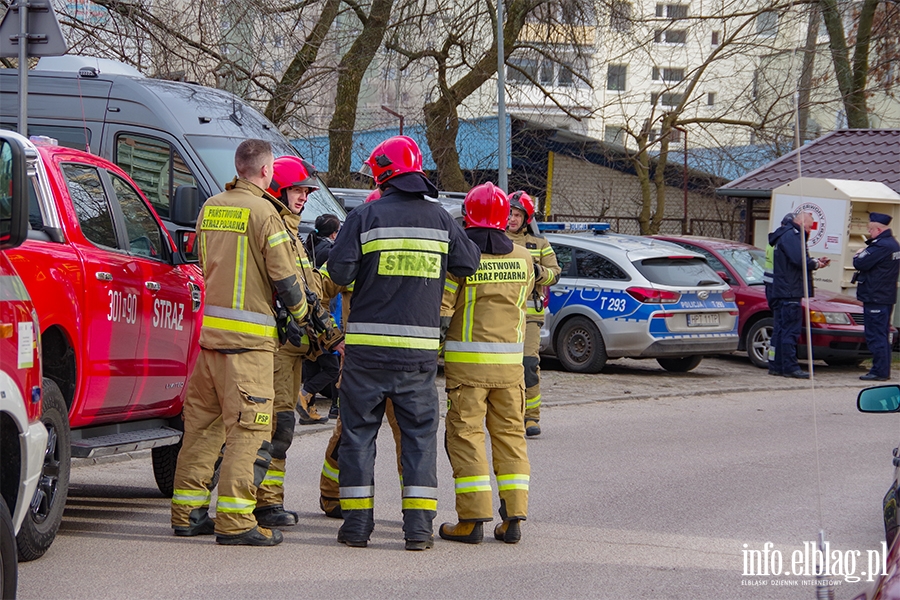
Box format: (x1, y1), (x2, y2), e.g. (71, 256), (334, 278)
(719, 247), (766, 285)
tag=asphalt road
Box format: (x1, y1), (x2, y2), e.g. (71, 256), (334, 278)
(17, 356), (900, 600)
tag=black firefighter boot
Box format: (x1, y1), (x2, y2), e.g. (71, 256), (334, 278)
(439, 520), (484, 544)
(494, 500), (523, 544)
(254, 504), (299, 528)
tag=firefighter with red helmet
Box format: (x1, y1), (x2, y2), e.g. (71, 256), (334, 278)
(252, 155), (343, 528)
(506, 191), (560, 437)
(170, 140), (308, 546)
(327, 135), (481, 550)
(439, 182), (533, 544)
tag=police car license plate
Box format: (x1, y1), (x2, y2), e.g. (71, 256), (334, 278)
(687, 313), (719, 327)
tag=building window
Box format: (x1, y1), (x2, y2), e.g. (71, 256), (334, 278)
(654, 29), (687, 44)
(610, 1), (632, 32)
(508, 58), (539, 83)
(649, 128), (682, 143)
(656, 4), (688, 19)
(756, 11), (778, 37)
(604, 126), (626, 145)
(652, 67), (685, 82)
(651, 92), (684, 108)
(707, 92), (716, 106)
(711, 30), (720, 46)
(607, 64), (627, 91)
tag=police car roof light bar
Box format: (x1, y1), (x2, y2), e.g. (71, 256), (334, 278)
(537, 222), (610, 233)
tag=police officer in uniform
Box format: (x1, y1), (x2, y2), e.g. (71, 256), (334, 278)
(171, 139), (308, 546)
(764, 214), (799, 375)
(505, 191), (560, 437)
(439, 183), (533, 545)
(327, 135), (481, 550)
(854, 212), (900, 381)
(254, 156), (342, 528)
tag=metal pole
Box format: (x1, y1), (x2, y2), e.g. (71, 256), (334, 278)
(497, 0), (508, 192)
(673, 125), (688, 234)
(381, 105), (404, 135)
(17, 0), (29, 137)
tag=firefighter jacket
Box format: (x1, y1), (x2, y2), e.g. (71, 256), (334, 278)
(319, 264), (352, 327)
(506, 228), (561, 322)
(196, 178), (308, 352)
(442, 242), (534, 388)
(327, 186), (481, 371)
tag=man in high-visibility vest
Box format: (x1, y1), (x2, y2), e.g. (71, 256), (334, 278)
(506, 191), (560, 437)
(170, 139), (308, 546)
(440, 182), (533, 545)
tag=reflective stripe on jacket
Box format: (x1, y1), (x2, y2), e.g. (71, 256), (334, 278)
(442, 244), (534, 387)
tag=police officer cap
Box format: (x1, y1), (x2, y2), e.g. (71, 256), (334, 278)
(870, 212), (892, 226)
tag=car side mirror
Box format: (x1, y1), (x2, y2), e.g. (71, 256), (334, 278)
(171, 185), (199, 227)
(858, 385), (900, 413)
(716, 270), (732, 284)
(173, 228), (199, 265)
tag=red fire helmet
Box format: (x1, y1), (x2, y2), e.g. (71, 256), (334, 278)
(361, 135), (424, 186)
(267, 156), (319, 198)
(463, 182), (509, 230)
(508, 190), (536, 223)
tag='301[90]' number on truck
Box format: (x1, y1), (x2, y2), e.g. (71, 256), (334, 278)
(3, 131), (203, 561)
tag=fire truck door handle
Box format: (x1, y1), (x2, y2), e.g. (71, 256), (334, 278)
(145, 281), (161, 292)
(95, 272), (113, 281)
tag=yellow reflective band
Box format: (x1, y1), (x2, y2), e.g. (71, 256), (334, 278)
(217, 496), (256, 514)
(444, 279), (459, 294)
(322, 461), (339, 483)
(261, 470), (285, 486)
(463, 286), (476, 342)
(455, 475), (492, 494)
(340, 498), (374, 510)
(172, 489), (211, 506)
(362, 238), (448, 255)
(200, 232), (208, 268)
(300, 257), (312, 269)
(268, 230), (291, 248)
(517, 286), (527, 342)
(202, 315), (278, 339)
(466, 258), (529, 285)
(201, 206), (250, 233)
(526, 394), (541, 409)
(497, 474), (530, 491)
(444, 351), (524, 364)
(529, 249), (541, 257)
(233, 235), (247, 310)
(344, 333), (440, 350)
(402, 498), (437, 511)
(526, 306), (544, 315)
(541, 246), (554, 256)
(377, 251), (441, 279)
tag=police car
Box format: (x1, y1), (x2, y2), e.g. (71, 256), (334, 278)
(539, 224), (740, 373)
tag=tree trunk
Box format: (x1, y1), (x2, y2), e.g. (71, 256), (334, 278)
(264, 0), (341, 126)
(796, 5), (819, 146)
(423, 98), (468, 191)
(820, 0), (876, 128)
(326, 0), (395, 187)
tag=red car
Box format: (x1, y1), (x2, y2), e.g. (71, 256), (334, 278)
(652, 235), (884, 368)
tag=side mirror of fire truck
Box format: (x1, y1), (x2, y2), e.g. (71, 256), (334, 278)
(171, 185), (200, 227)
(0, 134), (30, 251)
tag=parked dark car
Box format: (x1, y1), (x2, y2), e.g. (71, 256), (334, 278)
(652, 235), (888, 368)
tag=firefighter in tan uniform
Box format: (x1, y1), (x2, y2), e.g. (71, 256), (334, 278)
(439, 182), (534, 545)
(316, 190), (404, 519)
(505, 191), (560, 437)
(254, 156), (343, 528)
(170, 139), (309, 547)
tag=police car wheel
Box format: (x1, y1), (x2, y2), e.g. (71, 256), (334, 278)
(746, 318), (773, 369)
(17, 379), (70, 562)
(557, 316), (607, 374)
(656, 356), (703, 372)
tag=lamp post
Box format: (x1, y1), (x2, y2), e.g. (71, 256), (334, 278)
(672, 125), (688, 234)
(497, 0), (508, 191)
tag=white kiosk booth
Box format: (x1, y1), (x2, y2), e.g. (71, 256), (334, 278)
(768, 178), (900, 301)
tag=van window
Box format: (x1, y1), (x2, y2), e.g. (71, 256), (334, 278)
(0, 123), (91, 151)
(109, 172), (164, 260)
(115, 134), (197, 220)
(63, 163), (118, 249)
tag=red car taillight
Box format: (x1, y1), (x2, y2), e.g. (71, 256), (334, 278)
(626, 287), (681, 303)
(722, 289), (736, 302)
